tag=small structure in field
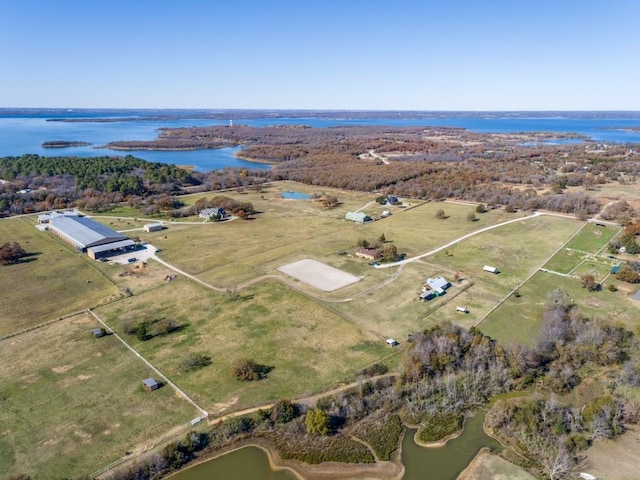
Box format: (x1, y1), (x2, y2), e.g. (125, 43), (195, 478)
(346, 212), (372, 223)
(386, 196), (399, 205)
(483, 265), (499, 274)
(356, 247), (382, 261)
(386, 338), (399, 347)
(456, 306), (469, 314)
(579, 473), (597, 480)
(143, 223), (163, 232)
(91, 327), (105, 338)
(419, 290), (437, 301)
(142, 378), (160, 391)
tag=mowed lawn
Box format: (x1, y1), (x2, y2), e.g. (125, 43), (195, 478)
(0, 217), (123, 337)
(95, 278), (390, 414)
(0, 314), (196, 480)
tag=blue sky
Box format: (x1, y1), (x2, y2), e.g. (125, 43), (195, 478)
(1, 0), (639, 110)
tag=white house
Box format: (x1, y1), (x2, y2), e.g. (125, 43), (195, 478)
(425, 276), (451, 294)
(199, 207), (227, 221)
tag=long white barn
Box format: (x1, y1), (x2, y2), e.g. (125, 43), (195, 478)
(48, 216), (134, 259)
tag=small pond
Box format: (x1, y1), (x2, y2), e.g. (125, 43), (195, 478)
(281, 191), (312, 200)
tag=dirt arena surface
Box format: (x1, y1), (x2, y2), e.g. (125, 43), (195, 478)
(278, 259), (361, 292)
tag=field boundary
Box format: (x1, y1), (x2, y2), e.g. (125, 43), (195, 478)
(87, 309), (208, 418)
(474, 220), (589, 327)
(0, 309), (86, 342)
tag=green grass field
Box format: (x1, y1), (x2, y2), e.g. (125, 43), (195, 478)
(480, 270), (639, 346)
(0, 217), (123, 337)
(3, 181), (639, 478)
(95, 278), (390, 413)
(564, 222), (620, 253)
(0, 314), (197, 479)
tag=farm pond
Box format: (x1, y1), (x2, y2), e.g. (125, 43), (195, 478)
(168, 395), (514, 480)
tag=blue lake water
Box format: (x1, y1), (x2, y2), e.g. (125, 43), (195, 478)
(1, 110), (640, 172)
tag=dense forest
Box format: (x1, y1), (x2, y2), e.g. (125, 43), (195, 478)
(107, 124), (640, 217)
(2, 125), (639, 218)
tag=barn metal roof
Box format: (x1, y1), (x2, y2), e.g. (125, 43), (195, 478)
(87, 239), (136, 255)
(50, 216), (127, 249)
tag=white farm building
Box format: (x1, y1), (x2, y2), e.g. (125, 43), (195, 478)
(48, 215), (134, 260)
(346, 212), (372, 223)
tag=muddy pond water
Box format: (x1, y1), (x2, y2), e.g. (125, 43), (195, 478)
(169, 396), (510, 480)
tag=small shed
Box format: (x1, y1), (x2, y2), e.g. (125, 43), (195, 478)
(579, 473), (597, 480)
(456, 306), (469, 314)
(143, 223), (163, 232)
(142, 378), (160, 391)
(611, 265), (620, 274)
(91, 327), (105, 338)
(386, 338), (399, 347)
(483, 265), (499, 274)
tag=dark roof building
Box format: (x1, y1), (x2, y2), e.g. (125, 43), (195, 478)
(142, 378), (160, 391)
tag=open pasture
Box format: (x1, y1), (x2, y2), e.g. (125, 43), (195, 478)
(426, 215), (582, 326)
(480, 270), (640, 346)
(0, 217), (123, 337)
(95, 278), (390, 414)
(329, 215), (582, 339)
(570, 258), (618, 282)
(0, 314), (196, 479)
(564, 222), (620, 253)
(141, 183), (523, 292)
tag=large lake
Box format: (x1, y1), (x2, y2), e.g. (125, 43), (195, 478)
(2, 110), (640, 171)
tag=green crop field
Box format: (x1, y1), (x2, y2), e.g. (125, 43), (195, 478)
(0, 314), (197, 479)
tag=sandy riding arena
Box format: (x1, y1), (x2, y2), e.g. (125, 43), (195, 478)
(278, 259), (361, 292)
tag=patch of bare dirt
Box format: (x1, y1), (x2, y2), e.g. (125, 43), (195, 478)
(74, 430), (92, 440)
(210, 396), (239, 415)
(585, 425), (640, 480)
(586, 298), (603, 308)
(457, 449), (536, 480)
(71, 316), (91, 324)
(52, 365), (74, 374)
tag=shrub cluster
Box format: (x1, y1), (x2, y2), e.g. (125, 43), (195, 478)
(351, 413), (403, 460)
(416, 413), (463, 443)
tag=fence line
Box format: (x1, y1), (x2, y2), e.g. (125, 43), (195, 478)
(89, 418), (202, 478)
(0, 310), (86, 342)
(86, 309), (208, 418)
